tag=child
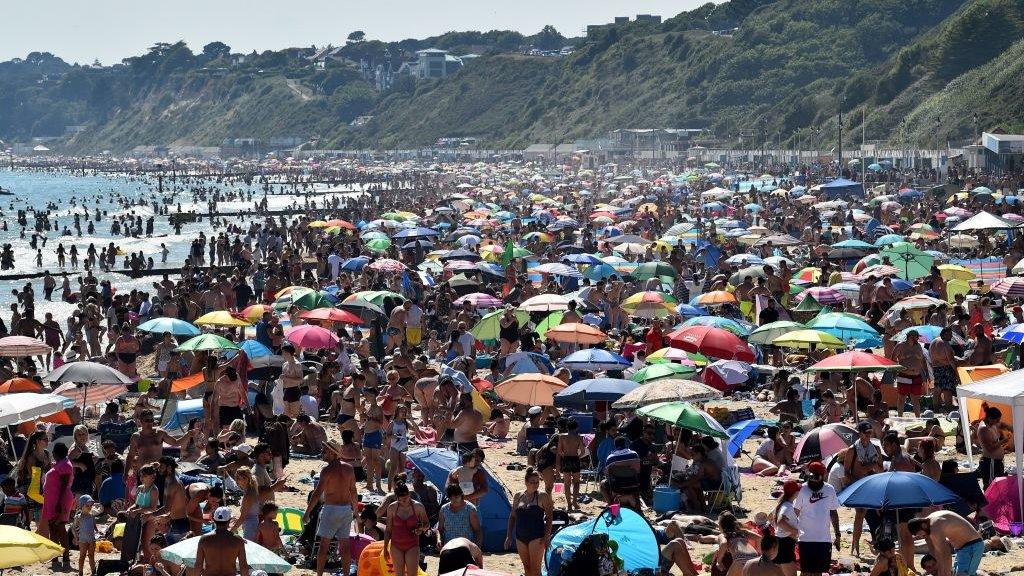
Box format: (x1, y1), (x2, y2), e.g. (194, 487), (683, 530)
(73, 495), (98, 576)
(255, 502), (284, 553)
(0, 477), (29, 527)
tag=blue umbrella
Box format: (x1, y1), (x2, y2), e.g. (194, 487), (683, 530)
(137, 317), (200, 337)
(562, 253), (603, 265)
(807, 312), (880, 344)
(554, 378), (638, 407)
(392, 227), (440, 239)
(680, 315), (752, 336)
(401, 239), (434, 250)
(831, 239), (876, 250)
(1000, 323), (1024, 344)
(474, 261), (505, 278)
(341, 256), (369, 271)
(676, 303), (708, 318)
(838, 471), (961, 509)
(874, 234), (905, 247)
(584, 263), (619, 280)
(561, 349), (631, 371)
(727, 418), (769, 457)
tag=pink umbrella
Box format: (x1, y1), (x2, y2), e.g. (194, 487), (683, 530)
(453, 292), (503, 308)
(983, 476), (1021, 534)
(367, 258), (407, 272)
(794, 423), (858, 463)
(285, 324), (340, 349)
(444, 260), (476, 271)
(54, 382), (128, 406)
(794, 286), (847, 306)
(0, 336), (52, 357)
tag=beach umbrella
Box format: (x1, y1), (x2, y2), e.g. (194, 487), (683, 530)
(896, 325), (962, 346)
(562, 253), (603, 265)
(583, 263), (619, 280)
(667, 325), (755, 362)
(806, 312), (880, 344)
(343, 290), (406, 307)
(237, 339), (273, 359)
(675, 303), (709, 318)
(838, 471), (960, 509)
(341, 256), (370, 271)
(365, 238), (392, 251)
(0, 378), (41, 394)
(889, 294), (947, 313)
(691, 291), (737, 306)
(637, 401), (728, 438)
(880, 242), (934, 280)
(633, 261), (678, 281)
(297, 308), (363, 325)
(519, 293), (570, 312)
(392, 227), (440, 239)
(703, 360), (751, 390)
(748, 321), (805, 345)
(554, 378), (638, 406)
(176, 334), (239, 352)
(727, 419), (770, 457)
(453, 292), (504, 308)
(561, 349), (631, 371)
(725, 253), (764, 266)
(368, 258), (407, 272)
(54, 382), (128, 406)
(680, 316), (752, 337)
(535, 312), (565, 339)
(990, 277), (1024, 298)
(805, 350), (901, 372)
(239, 304), (274, 323)
(612, 379), (722, 409)
(137, 317), (201, 337)
(646, 347), (703, 365)
(794, 423), (858, 463)
(282, 288), (334, 311)
(533, 262), (583, 278)
(0, 525), (64, 568)
(43, 361), (133, 385)
(494, 373), (567, 406)
(338, 298), (387, 322)
(470, 309), (529, 341)
(621, 291), (677, 318)
(0, 393), (70, 427)
(630, 362), (698, 383)
(793, 286), (847, 306)
(0, 336), (51, 357)
(195, 310), (250, 327)
(947, 234), (980, 249)
(543, 323), (607, 345)
(161, 534), (292, 573)
(285, 325), (340, 350)
(770, 329), (845, 350)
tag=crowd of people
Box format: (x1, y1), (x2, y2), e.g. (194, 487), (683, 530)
(0, 157), (1020, 576)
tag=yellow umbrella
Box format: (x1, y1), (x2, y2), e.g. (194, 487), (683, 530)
(194, 311), (251, 327)
(308, 220), (330, 228)
(770, 329), (846, 350)
(0, 525), (64, 568)
(937, 264), (976, 281)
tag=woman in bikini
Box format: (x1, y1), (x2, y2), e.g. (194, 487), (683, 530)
(113, 323), (141, 378)
(340, 429), (367, 484)
(361, 390), (385, 493)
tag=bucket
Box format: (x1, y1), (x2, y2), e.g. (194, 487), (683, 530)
(652, 485), (681, 514)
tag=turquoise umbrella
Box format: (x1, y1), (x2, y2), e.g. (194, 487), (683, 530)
(137, 317), (200, 337)
(680, 315), (752, 337)
(160, 535), (291, 573)
(806, 312), (881, 344)
(880, 241), (934, 280)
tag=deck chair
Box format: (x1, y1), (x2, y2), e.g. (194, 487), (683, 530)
(99, 421), (138, 452)
(707, 464), (742, 512)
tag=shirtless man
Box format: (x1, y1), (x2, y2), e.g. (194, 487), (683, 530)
(743, 533), (783, 576)
(891, 330), (927, 416)
(844, 421), (882, 557)
(156, 457), (191, 544)
(908, 511), (984, 576)
(196, 507), (249, 576)
(126, 409), (183, 474)
(975, 406), (1006, 488)
(290, 413), (328, 454)
(386, 300), (409, 351)
(184, 482), (212, 534)
(555, 418), (585, 512)
(964, 323), (993, 366)
(305, 440), (357, 576)
(452, 393), (483, 454)
(929, 327), (958, 411)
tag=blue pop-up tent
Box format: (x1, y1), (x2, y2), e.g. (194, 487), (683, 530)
(820, 178), (865, 200)
(544, 507), (659, 575)
(406, 448), (511, 552)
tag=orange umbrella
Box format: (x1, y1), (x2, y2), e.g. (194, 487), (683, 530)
(18, 411), (71, 434)
(694, 290), (738, 305)
(0, 378), (42, 394)
(241, 304), (274, 323)
(494, 374), (567, 406)
(543, 323), (607, 345)
(171, 372), (204, 393)
(326, 219), (356, 230)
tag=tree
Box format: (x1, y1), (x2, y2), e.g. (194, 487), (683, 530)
(202, 41), (231, 60)
(347, 31), (366, 43)
(533, 25), (565, 50)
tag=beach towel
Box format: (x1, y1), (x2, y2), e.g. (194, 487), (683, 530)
(414, 426), (438, 446)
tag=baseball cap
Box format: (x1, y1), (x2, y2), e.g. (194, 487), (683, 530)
(78, 494), (94, 507)
(235, 443), (253, 455)
(782, 479), (802, 497)
(213, 506), (233, 523)
(807, 461), (827, 477)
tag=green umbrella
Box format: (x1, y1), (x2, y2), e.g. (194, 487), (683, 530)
(748, 320), (806, 345)
(637, 401), (728, 438)
(880, 241), (934, 280)
(793, 294), (824, 312)
(175, 334), (238, 352)
(287, 290), (334, 311)
(536, 312), (565, 338)
(633, 261), (678, 281)
(360, 231), (390, 241)
(471, 309), (529, 342)
(365, 238), (392, 251)
(630, 363), (697, 383)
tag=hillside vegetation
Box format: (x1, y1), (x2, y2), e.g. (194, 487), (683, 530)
(1, 0), (1023, 152)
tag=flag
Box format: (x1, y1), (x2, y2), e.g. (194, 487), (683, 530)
(501, 240), (514, 266)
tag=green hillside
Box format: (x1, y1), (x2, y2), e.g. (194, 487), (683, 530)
(2, 0), (1024, 152)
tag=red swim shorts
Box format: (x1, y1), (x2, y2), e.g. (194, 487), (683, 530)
(896, 373), (923, 396)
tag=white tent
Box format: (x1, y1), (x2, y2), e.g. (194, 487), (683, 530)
(951, 210), (1017, 231)
(956, 369), (1024, 521)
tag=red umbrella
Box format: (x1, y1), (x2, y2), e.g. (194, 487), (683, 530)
(285, 324), (340, 349)
(297, 307), (364, 325)
(667, 326), (755, 362)
(805, 351), (901, 372)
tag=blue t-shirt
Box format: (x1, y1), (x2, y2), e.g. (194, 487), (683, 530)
(99, 473), (125, 505)
(255, 321), (271, 347)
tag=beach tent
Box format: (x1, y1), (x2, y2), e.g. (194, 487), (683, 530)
(820, 178), (864, 200)
(544, 507), (659, 575)
(956, 367), (1024, 523)
(951, 211), (1017, 231)
(406, 448), (511, 552)
(162, 398), (204, 433)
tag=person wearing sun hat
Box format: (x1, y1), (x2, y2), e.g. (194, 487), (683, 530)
(306, 438), (357, 576)
(793, 461), (840, 576)
(196, 506), (249, 576)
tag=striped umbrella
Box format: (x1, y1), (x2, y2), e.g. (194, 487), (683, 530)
(990, 277), (1024, 297)
(453, 292), (504, 309)
(794, 424), (858, 463)
(794, 286), (847, 306)
(621, 291), (677, 318)
(54, 382), (128, 406)
(0, 336), (51, 357)
(367, 258), (407, 272)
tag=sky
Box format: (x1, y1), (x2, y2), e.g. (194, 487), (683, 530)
(3, 0), (708, 64)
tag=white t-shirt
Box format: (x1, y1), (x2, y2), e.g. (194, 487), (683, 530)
(457, 331), (476, 356)
(775, 500), (799, 539)
(299, 394), (319, 418)
(326, 253), (343, 280)
(407, 304), (423, 328)
(793, 482), (839, 542)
